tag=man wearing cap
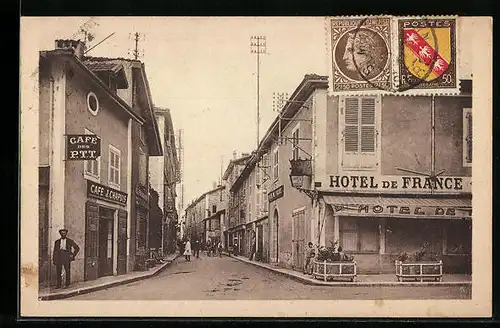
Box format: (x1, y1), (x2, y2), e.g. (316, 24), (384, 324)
(52, 228), (80, 288)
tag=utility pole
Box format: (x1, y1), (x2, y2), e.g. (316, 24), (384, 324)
(251, 36), (267, 148)
(128, 32), (145, 60)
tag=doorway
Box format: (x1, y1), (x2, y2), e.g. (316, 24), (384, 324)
(98, 207), (115, 277)
(292, 209), (306, 272)
(257, 224), (263, 261)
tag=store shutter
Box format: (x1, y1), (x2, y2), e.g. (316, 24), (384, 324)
(342, 98), (360, 169)
(117, 209), (128, 275)
(84, 201), (99, 281)
(359, 98), (377, 169)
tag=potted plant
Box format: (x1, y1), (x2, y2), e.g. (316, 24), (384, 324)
(395, 242), (442, 280)
(313, 240), (356, 281)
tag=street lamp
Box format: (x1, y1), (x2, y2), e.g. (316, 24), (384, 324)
(289, 158), (317, 200)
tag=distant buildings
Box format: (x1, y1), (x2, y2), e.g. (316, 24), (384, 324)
(38, 39), (179, 288)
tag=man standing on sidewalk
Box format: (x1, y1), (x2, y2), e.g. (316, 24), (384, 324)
(52, 228), (80, 288)
(303, 242), (315, 275)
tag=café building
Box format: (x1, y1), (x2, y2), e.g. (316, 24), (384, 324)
(38, 40), (148, 287)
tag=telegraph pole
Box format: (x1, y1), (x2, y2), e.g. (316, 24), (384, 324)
(129, 32), (145, 60)
(251, 36), (267, 148)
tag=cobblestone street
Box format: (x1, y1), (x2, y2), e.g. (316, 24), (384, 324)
(69, 254), (471, 300)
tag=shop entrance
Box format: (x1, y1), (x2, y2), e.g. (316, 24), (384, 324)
(98, 207), (115, 277)
(292, 209), (306, 272)
(257, 224), (263, 261)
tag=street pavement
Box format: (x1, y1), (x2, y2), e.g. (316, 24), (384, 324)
(69, 253), (471, 300)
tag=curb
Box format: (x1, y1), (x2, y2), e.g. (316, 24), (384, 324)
(39, 254), (180, 300)
(229, 255), (472, 288)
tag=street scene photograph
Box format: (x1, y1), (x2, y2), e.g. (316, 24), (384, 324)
(19, 15), (492, 317)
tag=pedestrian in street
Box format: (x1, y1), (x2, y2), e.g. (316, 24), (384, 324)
(249, 237), (256, 261)
(193, 239), (200, 259)
(184, 239), (192, 262)
(233, 241), (238, 256)
(52, 228), (80, 289)
(217, 241), (223, 257)
(303, 242), (316, 275)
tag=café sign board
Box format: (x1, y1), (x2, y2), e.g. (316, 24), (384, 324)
(268, 185), (284, 203)
(66, 134), (101, 160)
(87, 180), (127, 205)
(328, 175), (471, 194)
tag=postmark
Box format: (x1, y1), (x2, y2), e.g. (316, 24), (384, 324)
(330, 16), (392, 92)
(396, 17), (458, 92)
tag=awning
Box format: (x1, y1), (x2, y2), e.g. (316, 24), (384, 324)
(323, 195), (472, 219)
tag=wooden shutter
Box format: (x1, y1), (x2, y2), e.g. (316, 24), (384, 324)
(117, 209), (128, 275)
(341, 97), (378, 170)
(84, 201), (99, 281)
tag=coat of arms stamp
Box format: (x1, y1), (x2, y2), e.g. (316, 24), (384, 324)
(397, 17), (458, 92)
(330, 17), (392, 92)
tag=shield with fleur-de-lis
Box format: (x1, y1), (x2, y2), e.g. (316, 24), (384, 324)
(402, 25), (453, 82)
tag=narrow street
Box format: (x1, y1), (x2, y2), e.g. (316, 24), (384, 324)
(69, 254), (471, 300)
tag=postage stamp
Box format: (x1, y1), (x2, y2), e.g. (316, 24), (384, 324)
(396, 17), (458, 92)
(330, 16), (392, 92)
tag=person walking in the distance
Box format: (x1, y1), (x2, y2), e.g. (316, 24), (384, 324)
(52, 228), (80, 288)
(184, 238), (192, 262)
(193, 239), (200, 259)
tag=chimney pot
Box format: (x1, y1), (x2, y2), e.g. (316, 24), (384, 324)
(55, 39), (86, 59)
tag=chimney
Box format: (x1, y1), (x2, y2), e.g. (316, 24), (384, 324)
(232, 151), (237, 160)
(55, 39), (86, 59)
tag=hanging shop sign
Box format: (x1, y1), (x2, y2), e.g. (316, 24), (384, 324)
(331, 204), (472, 218)
(87, 180), (128, 205)
(328, 175), (471, 193)
(268, 185), (284, 203)
(66, 134), (101, 160)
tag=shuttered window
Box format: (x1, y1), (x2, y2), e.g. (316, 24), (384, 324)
(109, 145), (121, 188)
(463, 108), (472, 167)
(84, 129), (100, 181)
(341, 96), (379, 170)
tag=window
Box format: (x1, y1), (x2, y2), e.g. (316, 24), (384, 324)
(108, 145), (121, 188)
(256, 167), (261, 215)
(340, 218), (379, 253)
(463, 108), (472, 167)
(292, 125), (300, 160)
(273, 148), (279, 181)
(212, 205), (217, 214)
(262, 153), (270, 183)
(340, 96), (379, 170)
(86, 91), (99, 116)
(84, 129), (100, 181)
(139, 150), (147, 186)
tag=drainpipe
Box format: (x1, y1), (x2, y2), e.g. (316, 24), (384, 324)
(126, 118), (132, 270)
(47, 76), (54, 288)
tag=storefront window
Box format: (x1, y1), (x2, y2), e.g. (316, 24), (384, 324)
(447, 220), (472, 254)
(340, 217), (379, 253)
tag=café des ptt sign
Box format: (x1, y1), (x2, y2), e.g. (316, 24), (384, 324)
(87, 180), (128, 205)
(66, 134), (101, 160)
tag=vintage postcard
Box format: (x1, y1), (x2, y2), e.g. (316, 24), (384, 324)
(20, 16), (491, 318)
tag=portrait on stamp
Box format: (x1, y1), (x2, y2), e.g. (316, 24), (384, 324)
(331, 17), (392, 91)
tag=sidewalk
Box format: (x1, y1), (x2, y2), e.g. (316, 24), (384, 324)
(227, 253), (472, 287)
(39, 253), (179, 300)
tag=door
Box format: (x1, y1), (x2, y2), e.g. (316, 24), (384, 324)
(292, 210), (306, 271)
(84, 201), (99, 281)
(263, 222), (269, 263)
(272, 209), (279, 263)
(257, 225), (263, 261)
(98, 208), (114, 277)
(117, 209), (128, 275)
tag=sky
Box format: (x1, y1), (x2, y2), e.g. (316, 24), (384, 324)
(21, 17), (328, 209)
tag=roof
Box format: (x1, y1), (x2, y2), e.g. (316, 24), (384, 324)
(40, 48), (144, 124)
(230, 74), (329, 193)
(83, 60), (129, 89)
(221, 154), (252, 180)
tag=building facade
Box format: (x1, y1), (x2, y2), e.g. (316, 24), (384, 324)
(38, 39), (164, 288)
(204, 185), (227, 247)
(149, 107), (180, 255)
(82, 54), (163, 271)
